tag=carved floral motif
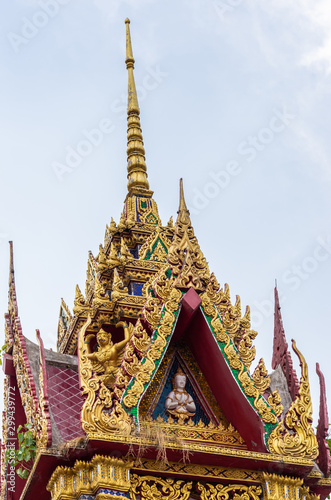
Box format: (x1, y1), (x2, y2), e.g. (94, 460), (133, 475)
(268, 340), (318, 459)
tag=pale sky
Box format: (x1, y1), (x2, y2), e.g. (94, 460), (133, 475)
(1, 0), (331, 425)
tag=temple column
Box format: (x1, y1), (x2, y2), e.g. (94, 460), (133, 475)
(47, 455), (132, 500)
(262, 473), (320, 500)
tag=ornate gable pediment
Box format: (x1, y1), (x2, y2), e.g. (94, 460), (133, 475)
(78, 177), (319, 466)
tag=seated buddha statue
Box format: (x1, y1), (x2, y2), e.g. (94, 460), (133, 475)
(164, 367), (196, 420)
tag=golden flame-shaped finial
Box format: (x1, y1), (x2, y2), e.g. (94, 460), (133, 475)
(125, 19), (149, 193)
(179, 178), (188, 213)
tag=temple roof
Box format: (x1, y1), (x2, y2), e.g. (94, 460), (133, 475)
(2, 18), (331, 500)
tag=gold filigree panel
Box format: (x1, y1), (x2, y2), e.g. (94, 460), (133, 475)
(197, 482), (262, 500)
(131, 474), (192, 500)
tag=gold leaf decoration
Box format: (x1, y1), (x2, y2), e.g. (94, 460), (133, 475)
(252, 358), (271, 394)
(197, 482), (262, 500)
(131, 475), (192, 500)
(167, 179), (210, 290)
(268, 390), (283, 418)
(268, 340), (318, 458)
(200, 294), (277, 425)
(79, 316), (133, 438)
(238, 330), (257, 371)
(73, 284), (89, 316)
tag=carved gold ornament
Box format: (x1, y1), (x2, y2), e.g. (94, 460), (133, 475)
(47, 455), (132, 500)
(268, 340), (318, 459)
(200, 292), (278, 426)
(252, 358), (271, 394)
(122, 283), (182, 412)
(139, 226), (171, 262)
(79, 316), (133, 437)
(197, 482), (262, 500)
(111, 268), (128, 301)
(92, 276), (111, 309)
(131, 475), (192, 500)
(267, 390), (283, 418)
(73, 284), (89, 316)
(167, 179), (210, 290)
(85, 322), (133, 388)
(262, 472), (320, 500)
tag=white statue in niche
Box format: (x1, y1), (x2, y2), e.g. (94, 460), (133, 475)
(164, 367), (196, 420)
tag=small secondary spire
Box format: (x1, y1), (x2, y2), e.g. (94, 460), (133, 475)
(125, 18), (149, 193)
(179, 178), (188, 213)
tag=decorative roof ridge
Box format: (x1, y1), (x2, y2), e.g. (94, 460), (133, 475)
(36, 330), (52, 448)
(8, 241), (18, 319)
(272, 285), (300, 400)
(6, 242), (40, 417)
(316, 362), (331, 477)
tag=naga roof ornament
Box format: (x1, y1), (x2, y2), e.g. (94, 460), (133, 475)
(268, 340), (318, 459)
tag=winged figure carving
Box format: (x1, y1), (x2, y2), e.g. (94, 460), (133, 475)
(85, 321), (133, 388)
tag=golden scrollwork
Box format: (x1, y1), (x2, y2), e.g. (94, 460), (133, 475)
(108, 241), (121, 268)
(252, 358), (271, 394)
(73, 284), (89, 316)
(167, 179), (210, 290)
(131, 319), (151, 354)
(197, 482), (262, 500)
(79, 316), (133, 438)
(139, 416), (245, 448)
(92, 276), (111, 309)
(131, 475), (192, 500)
(111, 268), (128, 301)
(142, 293), (163, 330)
(238, 329), (257, 371)
(268, 340), (318, 459)
(120, 238), (134, 262)
(97, 244), (108, 273)
(268, 390), (283, 418)
(139, 226), (171, 262)
(200, 293), (278, 425)
(122, 286), (181, 411)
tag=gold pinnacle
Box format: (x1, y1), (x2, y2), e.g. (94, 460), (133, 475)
(125, 19), (149, 193)
(179, 178), (188, 213)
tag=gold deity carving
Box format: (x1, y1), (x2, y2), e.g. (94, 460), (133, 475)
(165, 367), (196, 420)
(85, 321), (133, 388)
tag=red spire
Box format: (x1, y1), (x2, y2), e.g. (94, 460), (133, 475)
(316, 363), (331, 477)
(272, 285), (299, 400)
(8, 241), (18, 317)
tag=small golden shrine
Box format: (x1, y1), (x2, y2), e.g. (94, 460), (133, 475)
(1, 18), (330, 500)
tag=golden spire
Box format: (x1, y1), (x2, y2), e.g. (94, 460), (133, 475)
(125, 18), (149, 193)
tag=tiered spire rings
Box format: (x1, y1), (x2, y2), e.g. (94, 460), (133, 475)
(125, 18), (149, 193)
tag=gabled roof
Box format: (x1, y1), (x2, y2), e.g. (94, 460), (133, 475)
(78, 179), (319, 472)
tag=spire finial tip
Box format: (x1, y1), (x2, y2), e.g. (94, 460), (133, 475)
(125, 18), (130, 24)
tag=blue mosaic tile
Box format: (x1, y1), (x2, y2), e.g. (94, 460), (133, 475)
(98, 489), (129, 497)
(129, 282), (144, 296)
